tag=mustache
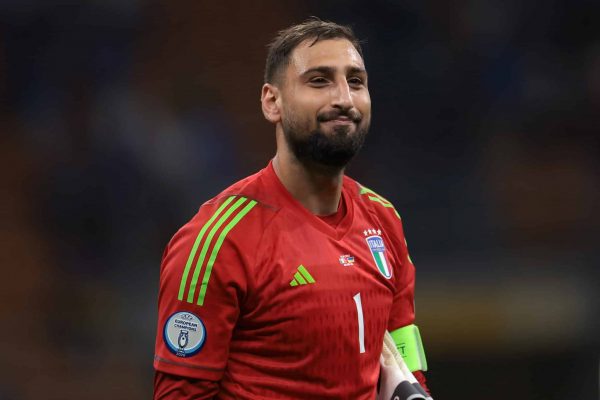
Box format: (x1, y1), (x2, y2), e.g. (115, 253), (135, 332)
(317, 109), (362, 123)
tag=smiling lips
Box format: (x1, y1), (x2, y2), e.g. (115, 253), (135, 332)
(325, 116), (353, 124)
(318, 110), (362, 124)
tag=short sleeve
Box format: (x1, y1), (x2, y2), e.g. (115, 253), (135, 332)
(153, 195), (258, 381)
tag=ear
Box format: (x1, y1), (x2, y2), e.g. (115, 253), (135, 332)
(261, 83), (281, 124)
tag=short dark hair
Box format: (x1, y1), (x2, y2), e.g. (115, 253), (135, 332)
(264, 17), (363, 85)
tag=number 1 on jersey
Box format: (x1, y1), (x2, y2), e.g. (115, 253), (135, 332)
(353, 292), (366, 353)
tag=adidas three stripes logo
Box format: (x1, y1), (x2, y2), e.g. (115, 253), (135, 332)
(289, 265), (315, 287)
(178, 195), (257, 306)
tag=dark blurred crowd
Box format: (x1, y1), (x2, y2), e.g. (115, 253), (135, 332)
(1, 1), (598, 399)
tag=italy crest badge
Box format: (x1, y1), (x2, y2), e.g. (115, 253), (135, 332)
(364, 229), (392, 279)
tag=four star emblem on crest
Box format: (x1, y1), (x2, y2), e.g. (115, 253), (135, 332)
(363, 228), (382, 236)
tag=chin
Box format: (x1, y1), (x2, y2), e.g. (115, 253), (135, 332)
(331, 125), (353, 135)
(318, 122), (354, 136)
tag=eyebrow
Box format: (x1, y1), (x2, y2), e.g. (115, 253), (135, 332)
(300, 65), (368, 77)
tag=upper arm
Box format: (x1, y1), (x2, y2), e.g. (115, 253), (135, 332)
(360, 185), (416, 330)
(387, 211), (416, 330)
(153, 196), (258, 382)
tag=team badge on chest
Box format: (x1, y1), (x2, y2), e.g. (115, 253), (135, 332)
(363, 229), (392, 279)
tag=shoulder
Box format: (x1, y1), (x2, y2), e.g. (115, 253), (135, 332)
(159, 169), (281, 306)
(164, 168), (280, 272)
(344, 176), (410, 245)
(344, 175), (402, 222)
(201, 165), (282, 219)
(345, 176), (416, 272)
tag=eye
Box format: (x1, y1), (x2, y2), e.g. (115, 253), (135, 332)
(309, 77), (329, 86)
(348, 77), (364, 87)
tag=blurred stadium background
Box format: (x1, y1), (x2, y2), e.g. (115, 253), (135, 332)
(1, 1), (598, 399)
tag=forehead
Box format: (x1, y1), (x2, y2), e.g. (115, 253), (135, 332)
(288, 38), (365, 75)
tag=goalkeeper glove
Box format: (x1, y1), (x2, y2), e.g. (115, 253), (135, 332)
(376, 331), (432, 400)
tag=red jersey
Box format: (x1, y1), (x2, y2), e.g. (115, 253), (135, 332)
(154, 161), (417, 399)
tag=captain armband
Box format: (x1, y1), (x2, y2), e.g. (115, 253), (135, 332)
(389, 324), (428, 372)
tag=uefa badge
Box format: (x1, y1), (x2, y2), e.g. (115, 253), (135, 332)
(163, 311), (206, 357)
(364, 229), (392, 279)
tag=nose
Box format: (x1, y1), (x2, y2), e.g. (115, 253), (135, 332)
(330, 80), (353, 111)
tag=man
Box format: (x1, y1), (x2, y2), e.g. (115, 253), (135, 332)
(154, 18), (429, 399)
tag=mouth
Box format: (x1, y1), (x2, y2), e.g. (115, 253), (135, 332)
(320, 115), (362, 128)
(323, 117), (354, 124)
(318, 110), (362, 125)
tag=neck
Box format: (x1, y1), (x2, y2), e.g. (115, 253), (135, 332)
(273, 134), (345, 216)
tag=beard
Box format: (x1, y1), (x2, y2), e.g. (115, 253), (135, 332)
(281, 107), (369, 169)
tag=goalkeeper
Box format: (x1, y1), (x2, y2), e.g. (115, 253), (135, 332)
(153, 17), (430, 399)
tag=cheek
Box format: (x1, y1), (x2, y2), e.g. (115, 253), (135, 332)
(296, 94), (322, 115)
(283, 97), (319, 122)
(354, 93), (371, 115)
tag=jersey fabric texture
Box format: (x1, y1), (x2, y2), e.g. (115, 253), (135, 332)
(154, 161), (417, 400)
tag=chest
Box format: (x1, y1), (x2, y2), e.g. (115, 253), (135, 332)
(265, 225), (398, 294)
(239, 219), (401, 357)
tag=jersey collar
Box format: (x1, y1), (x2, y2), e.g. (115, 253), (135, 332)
(265, 160), (355, 241)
